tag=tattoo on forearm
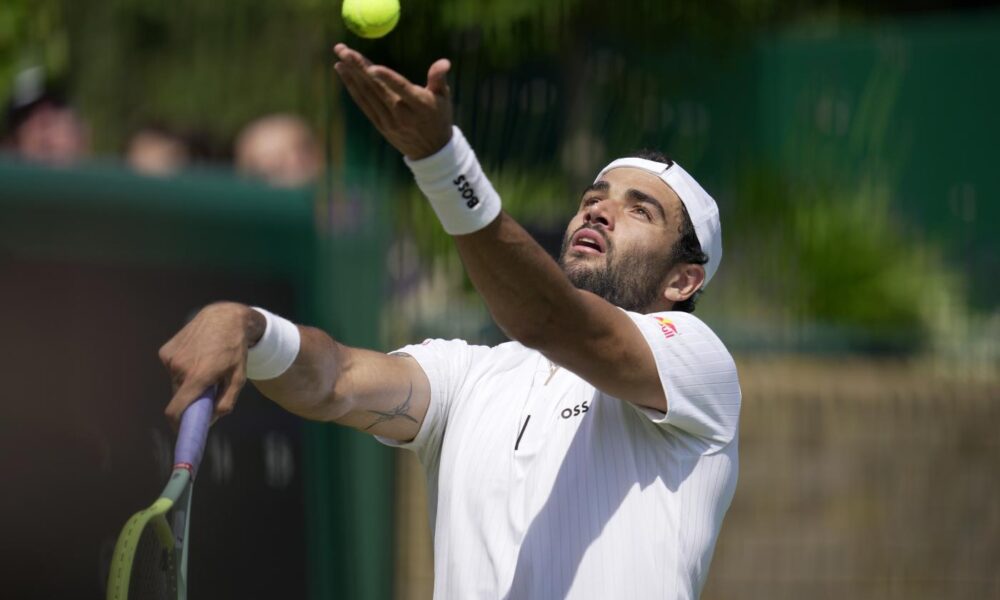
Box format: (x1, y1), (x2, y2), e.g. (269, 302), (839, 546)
(364, 383), (418, 430)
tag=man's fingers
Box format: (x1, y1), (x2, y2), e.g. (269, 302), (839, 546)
(368, 66), (420, 101)
(335, 43), (373, 69)
(334, 62), (386, 125)
(335, 62), (393, 128)
(216, 367), (246, 419)
(343, 61), (401, 109)
(426, 59), (452, 97)
(165, 377), (213, 430)
(158, 340), (174, 366)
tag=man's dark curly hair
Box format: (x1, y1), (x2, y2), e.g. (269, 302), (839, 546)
(632, 150), (709, 313)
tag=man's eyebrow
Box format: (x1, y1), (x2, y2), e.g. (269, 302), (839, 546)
(581, 180), (610, 197)
(626, 188), (667, 221)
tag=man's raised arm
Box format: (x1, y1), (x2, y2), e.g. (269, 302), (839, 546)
(159, 302), (429, 442)
(332, 44), (667, 413)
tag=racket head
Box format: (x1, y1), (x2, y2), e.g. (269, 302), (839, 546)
(107, 497), (178, 600)
(107, 387), (216, 599)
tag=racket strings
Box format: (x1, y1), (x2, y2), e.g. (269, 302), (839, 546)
(128, 526), (178, 600)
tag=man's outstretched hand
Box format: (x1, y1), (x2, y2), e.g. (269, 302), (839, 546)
(333, 43), (453, 160)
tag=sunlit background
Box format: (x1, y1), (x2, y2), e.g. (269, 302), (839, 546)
(1, 1), (997, 598)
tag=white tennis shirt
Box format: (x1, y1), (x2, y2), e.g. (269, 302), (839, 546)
(379, 310), (741, 599)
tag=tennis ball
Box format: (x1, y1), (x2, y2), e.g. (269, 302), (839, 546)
(342, 0), (400, 39)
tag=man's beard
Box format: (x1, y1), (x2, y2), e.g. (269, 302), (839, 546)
(558, 226), (673, 313)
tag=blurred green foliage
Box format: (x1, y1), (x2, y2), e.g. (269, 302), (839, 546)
(0, 0), (67, 116)
(2, 0), (336, 150)
(0, 0), (809, 148)
(2, 0), (994, 353)
(717, 42), (972, 351)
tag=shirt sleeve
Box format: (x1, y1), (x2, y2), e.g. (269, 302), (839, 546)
(625, 311), (741, 447)
(374, 338), (484, 465)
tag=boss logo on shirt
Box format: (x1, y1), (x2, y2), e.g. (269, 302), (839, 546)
(560, 400), (590, 419)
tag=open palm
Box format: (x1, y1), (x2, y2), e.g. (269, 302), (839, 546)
(333, 43), (454, 160)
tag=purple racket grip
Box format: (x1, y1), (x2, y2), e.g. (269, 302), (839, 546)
(173, 387), (216, 477)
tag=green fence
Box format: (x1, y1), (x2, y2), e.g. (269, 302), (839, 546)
(0, 157), (393, 599)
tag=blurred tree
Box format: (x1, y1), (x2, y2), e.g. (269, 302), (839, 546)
(58, 0), (336, 154)
(1, 0), (991, 352)
(0, 0), (68, 135)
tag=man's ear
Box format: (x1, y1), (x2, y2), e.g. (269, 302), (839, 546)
(663, 263), (706, 304)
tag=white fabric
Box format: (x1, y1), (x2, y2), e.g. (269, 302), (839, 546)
(246, 307), (300, 381)
(594, 158), (722, 287)
(379, 311), (740, 600)
(404, 126), (503, 235)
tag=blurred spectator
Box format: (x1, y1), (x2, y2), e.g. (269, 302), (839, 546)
(4, 67), (89, 165)
(234, 113), (321, 188)
(126, 125), (190, 176)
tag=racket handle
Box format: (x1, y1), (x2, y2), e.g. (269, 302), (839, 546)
(174, 387), (216, 477)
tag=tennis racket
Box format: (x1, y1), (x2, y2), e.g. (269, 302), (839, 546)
(106, 387), (216, 600)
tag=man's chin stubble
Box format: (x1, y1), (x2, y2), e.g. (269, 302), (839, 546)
(559, 251), (668, 313)
(560, 255), (611, 295)
(560, 256), (595, 283)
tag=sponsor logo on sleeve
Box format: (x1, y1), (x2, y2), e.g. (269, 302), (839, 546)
(652, 316), (678, 340)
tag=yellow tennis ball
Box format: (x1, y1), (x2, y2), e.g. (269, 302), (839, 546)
(342, 0), (400, 39)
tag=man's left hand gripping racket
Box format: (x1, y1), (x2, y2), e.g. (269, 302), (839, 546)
(107, 388), (216, 600)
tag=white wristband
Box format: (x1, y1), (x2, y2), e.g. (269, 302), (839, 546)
(246, 307), (301, 381)
(403, 126), (502, 235)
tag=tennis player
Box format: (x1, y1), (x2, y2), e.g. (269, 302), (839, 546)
(159, 43), (740, 599)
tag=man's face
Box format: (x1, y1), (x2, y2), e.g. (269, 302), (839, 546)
(558, 167), (686, 312)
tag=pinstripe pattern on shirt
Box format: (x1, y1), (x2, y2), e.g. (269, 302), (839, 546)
(377, 311), (740, 599)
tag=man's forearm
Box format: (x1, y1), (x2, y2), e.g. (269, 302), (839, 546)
(451, 211), (665, 412)
(250, 324), (351, 422)
(453, 211), (589, 347)
(249, 316), (430, 441)
(329, 45), (665, 412)
(161, 302), (428, 440)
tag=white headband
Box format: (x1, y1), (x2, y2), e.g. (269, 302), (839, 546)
(593, 157), (722, 287)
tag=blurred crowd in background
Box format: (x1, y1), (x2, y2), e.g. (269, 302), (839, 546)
(2, 65), (322, 187)
(3, 0), (997, 360)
